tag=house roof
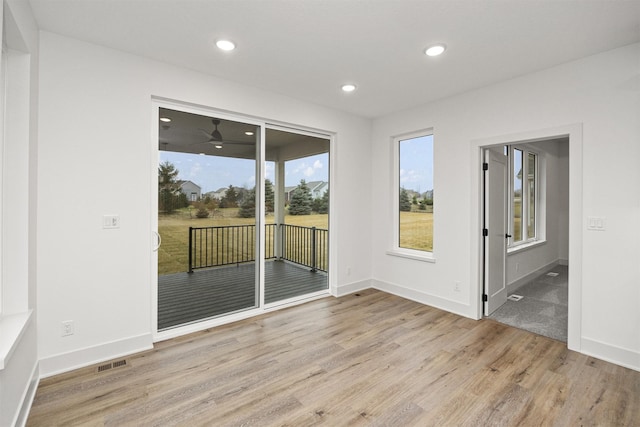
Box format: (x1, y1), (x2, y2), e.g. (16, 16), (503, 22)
(28, 1), (640, 118)
(285, 181), (327, 194)
(177, 180), (201, 190)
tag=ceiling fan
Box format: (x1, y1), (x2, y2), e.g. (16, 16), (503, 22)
(198, 118), (254, 149)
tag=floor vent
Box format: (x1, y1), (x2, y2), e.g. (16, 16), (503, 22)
(547, 272), (559, 277)
(508, 294), (524, 301)
(97, 359), (127, 373)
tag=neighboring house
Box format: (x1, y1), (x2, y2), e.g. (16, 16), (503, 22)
(204, 188), (228, 200)
(285, 181), (328, 203)
(178, 180), (201, 202)
(307, 181), (328, 199)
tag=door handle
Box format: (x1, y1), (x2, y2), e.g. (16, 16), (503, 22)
(153, 231), (162, 252)
(505, 234), (512, 238)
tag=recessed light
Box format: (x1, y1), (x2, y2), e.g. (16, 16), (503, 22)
(216, 40), (236, 51)
(214, 143), (223, 149)
(425, 44), (446, 57)
(341, 84), (357, 92)
(199, 152), (206, 156)
(159, 117), (171, 122)
(245, 131), (254, 136)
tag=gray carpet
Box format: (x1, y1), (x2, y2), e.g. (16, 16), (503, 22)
(489, 265), (568, 342)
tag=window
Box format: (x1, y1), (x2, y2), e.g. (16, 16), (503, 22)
(392, 131), (434, 258)
(508, 145), (538, 246)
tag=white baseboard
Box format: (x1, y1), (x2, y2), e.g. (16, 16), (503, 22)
(39, 333), (153, 378)
(335, 279), (372, 297)
(371, 279), (473, 319)
(14, 362), (39, 427)
(508, 259), (560, 292)
(581, 337), (640, 372)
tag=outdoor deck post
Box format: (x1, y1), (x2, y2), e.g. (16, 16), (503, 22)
(274, 160), (286, 259)
(311, 226), (317, 272)
(188, 227), (193, 273)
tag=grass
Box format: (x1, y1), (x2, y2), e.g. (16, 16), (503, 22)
(399, 211), (433, 252)
(158, 208), (328, 275)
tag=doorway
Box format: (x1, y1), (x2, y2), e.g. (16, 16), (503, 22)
(152, 104), (331, 336)
(481, 134), (573, 343)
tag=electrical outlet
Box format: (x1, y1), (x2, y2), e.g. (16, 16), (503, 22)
(61, 320), (74, 337)
(347, 266), (351, 276)
(454, 281), (461, 292)
(516, 263), (520, 272)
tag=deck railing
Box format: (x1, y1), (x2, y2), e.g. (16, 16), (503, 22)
(188, 224), (327, 273)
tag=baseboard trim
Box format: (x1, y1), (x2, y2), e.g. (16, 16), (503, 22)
(581, 337), (640, 372)
(371, 279), (473, 319)
(14, 361), (39, 427)
(335, 279), (372, 297)
(508, 259), (560, 292)
(39, 333), (153, 378)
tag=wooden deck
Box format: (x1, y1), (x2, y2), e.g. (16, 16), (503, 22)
(158, 260), (328, 330)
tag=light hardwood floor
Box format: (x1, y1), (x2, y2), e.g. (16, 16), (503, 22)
(28, 289), (640, 426)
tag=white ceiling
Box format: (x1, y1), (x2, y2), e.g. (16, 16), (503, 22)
(28, 0), (640, 118)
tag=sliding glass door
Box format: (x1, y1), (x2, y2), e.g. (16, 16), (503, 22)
(153, 106), (331, 333)
(156, 108), (260, 330)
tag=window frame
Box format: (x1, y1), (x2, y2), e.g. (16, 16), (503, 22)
(507, 144), (542, 249)
(388, 129), (435, 263)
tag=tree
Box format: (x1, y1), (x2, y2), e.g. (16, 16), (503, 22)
(312, 188), (329, 214)
(265, 179), (275, 213)
(288, 179), (312, 215)
(158, 161), (182, 213)
(238, 188), (256, 218)
(220, 185), (238, 208)
(237, 179), (275, 218)
(399, 188), (411, 212)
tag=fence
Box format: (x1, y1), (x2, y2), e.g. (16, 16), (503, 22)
(189, 224), (327, 273)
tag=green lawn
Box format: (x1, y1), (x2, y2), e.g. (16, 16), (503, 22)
(399, 211), (433, 252)
(158, 208), (328, 275)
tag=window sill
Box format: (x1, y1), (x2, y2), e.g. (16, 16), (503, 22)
(386, 249), (436, 263)
(507, 239), (546, 255)
(0, 310), (33, 370)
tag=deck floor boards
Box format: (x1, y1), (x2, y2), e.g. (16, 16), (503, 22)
(158, 260), (327, 330)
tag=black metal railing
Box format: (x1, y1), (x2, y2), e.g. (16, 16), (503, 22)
(281, 225), (328, 272)
(188, 224), (327, 273)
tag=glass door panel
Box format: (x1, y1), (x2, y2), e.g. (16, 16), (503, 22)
(157, 108), (259, 330)
(264, 127), (330, 304)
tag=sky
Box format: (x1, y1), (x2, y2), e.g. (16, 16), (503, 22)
(399, 134), (434, 193)
(159, 151), (329, 193)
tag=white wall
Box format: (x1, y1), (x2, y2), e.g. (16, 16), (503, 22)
(371, 43), (640, 370)
(37, 32), (372, 375)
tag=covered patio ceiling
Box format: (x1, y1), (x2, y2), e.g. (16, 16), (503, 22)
(158, 108), (329, 162)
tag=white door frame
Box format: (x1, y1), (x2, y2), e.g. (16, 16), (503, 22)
(150, 98), (336, 342)
(470, 124), (583, 352)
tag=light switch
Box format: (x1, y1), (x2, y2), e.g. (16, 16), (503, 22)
(103, 215), (120, 229)
(586, 216), (606, 231)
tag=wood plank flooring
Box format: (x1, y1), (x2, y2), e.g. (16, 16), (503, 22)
(28, 289), (640, 426)
(159, 260), (328, 330)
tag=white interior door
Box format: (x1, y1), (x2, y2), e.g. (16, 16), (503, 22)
(484, 149), (508, 315)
